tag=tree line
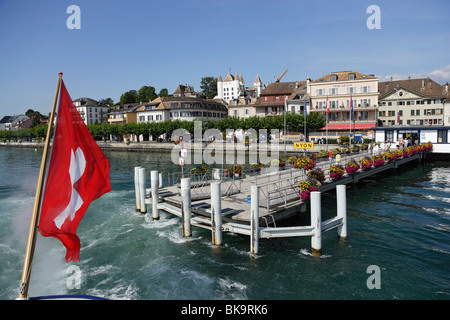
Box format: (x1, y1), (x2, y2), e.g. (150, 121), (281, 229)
(0, 113), (325, 142)
(101, 76), (217, 106)
(87, 113), (325, 141)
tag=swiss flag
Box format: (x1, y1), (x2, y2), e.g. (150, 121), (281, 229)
(39, 80), (111, 262)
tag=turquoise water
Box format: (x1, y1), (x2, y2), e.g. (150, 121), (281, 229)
(0, 147), (449, 300)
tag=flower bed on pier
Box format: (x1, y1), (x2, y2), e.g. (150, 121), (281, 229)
(372, 154), (385, 167)
(382, 152), (394, 163)
(307, 168), (326, 182)
(329, 164), (345, 180)
(225, 164), (242, 177)
(359, 156), (373, 170)
(345, 158), (360, 175)
(249, 162), (265, 173)
(294, 156), (316, 170)
(297, 178), (321, 201)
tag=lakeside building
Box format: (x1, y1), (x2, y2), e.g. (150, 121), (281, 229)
(378, 78), (448, 127)
(373, 125), (450, 157)
(252, 81), (297, 116)
(136, 84), (227, 124)
(286, 80), (310, 114)
(73, 97), (110, 125)
(107, 104), (139, 125)
(216, 72), (263, 104)
(444, 83), (450, 125)
(227, 97), (259, 118)
(0, 115), (29, 130)
(308, 71), (379, 140)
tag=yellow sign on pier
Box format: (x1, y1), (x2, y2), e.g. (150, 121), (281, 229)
(294, 142), (314, 149)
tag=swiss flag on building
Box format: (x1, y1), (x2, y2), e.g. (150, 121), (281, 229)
(39, 80), (111, 262)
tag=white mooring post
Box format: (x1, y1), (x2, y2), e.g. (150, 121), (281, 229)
(159, 172), (163, 188)
(138, 167), (147, 214)
(134, 167), (141, 211)
(250, 185), (260, 255)
(181, 178), (192, 237)
(211, 181), (222, 246)
(336, 185), (347, 241)
(310, 191), (322, 256)
(151, 170), (160, 220)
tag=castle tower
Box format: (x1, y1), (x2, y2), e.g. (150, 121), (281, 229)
(254, 74), (262, 97)
(217, 74), (223, 99)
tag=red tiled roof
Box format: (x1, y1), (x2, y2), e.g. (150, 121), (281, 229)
(320, 122), (377, 130)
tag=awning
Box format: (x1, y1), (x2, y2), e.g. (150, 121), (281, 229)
(321, 122), (377, 131)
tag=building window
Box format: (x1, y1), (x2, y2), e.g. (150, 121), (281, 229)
(437, 130), (447, 143)
(385, 130), (394, 142)
(361, 86), (370, 93)
(348, 73), (355, 80)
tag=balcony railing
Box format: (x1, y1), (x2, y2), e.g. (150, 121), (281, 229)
(328, 118), (377, 123)
(311, 105), (377, 111)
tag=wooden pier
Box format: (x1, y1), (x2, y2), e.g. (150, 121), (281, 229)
(134, 148), (429, 255)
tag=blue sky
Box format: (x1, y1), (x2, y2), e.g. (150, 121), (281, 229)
(0, 0), (449, 117)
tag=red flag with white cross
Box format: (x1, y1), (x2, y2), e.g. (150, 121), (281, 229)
(39, 80), (111, 262)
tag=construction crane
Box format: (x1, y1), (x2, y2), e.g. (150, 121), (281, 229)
(275, 69), (289, 82)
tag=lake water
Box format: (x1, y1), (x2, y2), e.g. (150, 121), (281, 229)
(0, 147), (449, 301)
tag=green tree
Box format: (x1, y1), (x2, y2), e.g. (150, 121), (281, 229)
(159, 88), (169, 97)
(99, 98), (114, 106)
(25, 108), (45, 128)
(304, 113), (326, 140)
(200, 76), (217, 99)
(137, 86), (157, 103)
(119, 90), (138, 105)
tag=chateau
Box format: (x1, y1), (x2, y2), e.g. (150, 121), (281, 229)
(216, 72), (263, 103)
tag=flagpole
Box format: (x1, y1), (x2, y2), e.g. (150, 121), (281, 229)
(18, 73), (63, 299)
(326, 96), (328, 151)
(326, 111), (328, 150)
(303, 96), (307, 156)
(349, 95), (352, 148)
(284, 97), (287, 156)
(349, 107), (352, 148)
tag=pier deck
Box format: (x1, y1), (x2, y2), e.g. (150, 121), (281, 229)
(146, 150), (426, 226)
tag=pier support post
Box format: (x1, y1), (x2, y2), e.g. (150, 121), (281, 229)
(138, 167), (147, 214)
(159, 172), (163, 188)
(134, 167), (141, 211)
(211, 181), (222, 246)
(151, 170), (160, 220)
(250, 185), (260, 255)
(336, 185), (347, 241)
(181, 178), (192, 237)
(311, 191), (322, 256)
